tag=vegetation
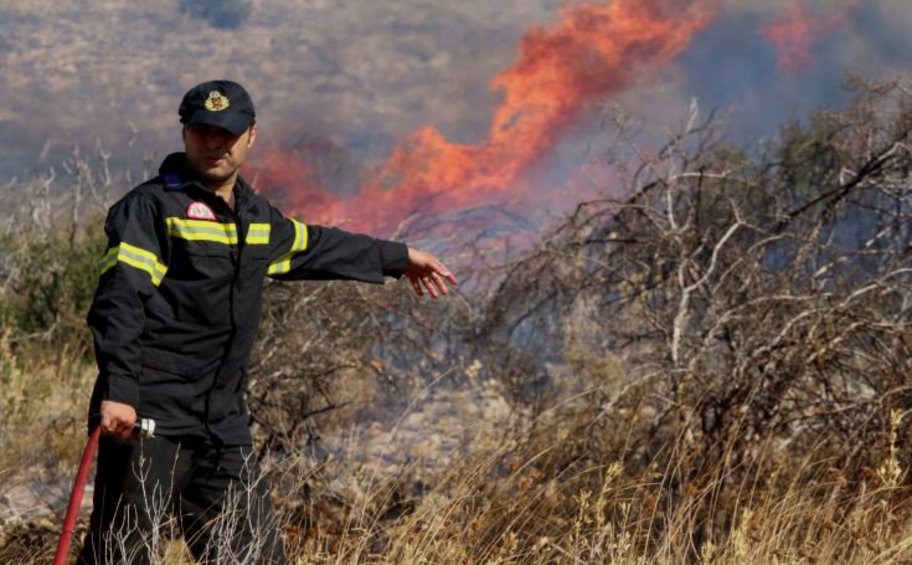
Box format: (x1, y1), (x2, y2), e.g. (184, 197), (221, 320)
(178, 0), (253, 30)
(3, 79), (912, 563)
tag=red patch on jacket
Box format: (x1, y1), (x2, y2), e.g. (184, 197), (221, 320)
(186, 201), (217, 221)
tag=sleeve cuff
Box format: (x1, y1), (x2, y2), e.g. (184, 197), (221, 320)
(380, 241), (410, 278)
(103, 373), (139, 406)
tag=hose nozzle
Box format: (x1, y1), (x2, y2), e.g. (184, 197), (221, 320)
(133, 418), (156, 439)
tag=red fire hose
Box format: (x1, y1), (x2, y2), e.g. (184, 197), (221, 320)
(53, 419), (155, 565)
(53, 426), (100, 565)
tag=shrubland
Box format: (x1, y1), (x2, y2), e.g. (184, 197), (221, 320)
(3, 80), (912, 563)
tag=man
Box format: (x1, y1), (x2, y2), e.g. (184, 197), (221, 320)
(78, 80), (456, 564)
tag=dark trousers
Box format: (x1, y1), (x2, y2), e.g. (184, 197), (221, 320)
(77, 435), (285, 564)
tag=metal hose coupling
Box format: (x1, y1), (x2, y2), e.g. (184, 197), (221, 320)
(133, 418), (156, 439)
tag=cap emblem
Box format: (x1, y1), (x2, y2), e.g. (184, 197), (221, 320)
(186, 201), (217, 221)
(204, 91), (230, 112)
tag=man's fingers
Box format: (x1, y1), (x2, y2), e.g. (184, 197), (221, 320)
(407, 249), (456, 284)
(103, 420), (134, 440)
(431, 259), (457, 286)
(100, 415), (121, 437)
(429, 271), (448, 296)
(410, 275), (423, 297)
(428, 271), (448, 297)
(101, 417), (121, 436)
(408, 269), (456, 299)
(424, 273), (438, 298)
(99, 400), (138, 438)
(421, 275), (438, 298)
(430, 260), (457, 288)
(405, 249), (457, 299)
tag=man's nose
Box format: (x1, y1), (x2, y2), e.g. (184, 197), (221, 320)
(204, 133), (224, 150)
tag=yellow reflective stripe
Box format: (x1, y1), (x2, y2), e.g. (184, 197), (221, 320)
(268, 220), (309, 275)
(291, 219), (308, 252)
(166, 217), (238, 244)
(100, 246), (119, 273)
(246, 223), (271, 245)
(99, 242), (168, 286)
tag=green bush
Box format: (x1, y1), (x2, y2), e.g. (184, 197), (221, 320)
(0, 220), (106, 354)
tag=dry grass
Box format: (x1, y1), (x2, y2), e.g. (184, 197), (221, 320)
(0, 340), (94, 563)
(4, 348), (912, 563)
(2, 353), (912, 563)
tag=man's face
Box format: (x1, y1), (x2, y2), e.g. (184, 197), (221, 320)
(182, 123), (256, 188)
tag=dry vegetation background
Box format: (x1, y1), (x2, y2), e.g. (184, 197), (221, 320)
(4, 1), (912, 564)
(3, 79), (912, 563)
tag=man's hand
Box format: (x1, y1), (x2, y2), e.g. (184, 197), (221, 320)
(99, 400), (137, 440)
(405, 248), (457, 298)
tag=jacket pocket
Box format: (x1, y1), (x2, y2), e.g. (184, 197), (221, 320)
(137, 360), (209, 426)
(140, 346), (218, 378)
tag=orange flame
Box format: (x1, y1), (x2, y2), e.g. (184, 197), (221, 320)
(251, 0), (713, 235)
(761, 6), (848, 73)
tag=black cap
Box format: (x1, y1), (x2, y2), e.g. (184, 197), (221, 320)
(178, 80), (255, 135)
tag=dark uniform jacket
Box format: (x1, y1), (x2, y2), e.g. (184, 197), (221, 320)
(87, 153), (409, 445)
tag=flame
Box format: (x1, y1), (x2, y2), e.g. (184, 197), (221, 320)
(761, 6), (849, 73)
(248, 149), (343, 225)
(251, 0), (713, 235)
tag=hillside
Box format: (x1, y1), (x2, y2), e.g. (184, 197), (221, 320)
(0, 0), (559, 180)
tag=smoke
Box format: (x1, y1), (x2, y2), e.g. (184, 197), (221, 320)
(0, 0), (909, 238)
(250, 0), (906, 237)
(252, 1), (712, 234)
(761, 6), (849, 73)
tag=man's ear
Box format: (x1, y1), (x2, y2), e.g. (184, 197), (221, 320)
(247, 124), (257, 148)
(181, 125), (187, 142)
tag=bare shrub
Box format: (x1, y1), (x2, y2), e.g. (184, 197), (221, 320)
(0, 145), (132, 352)
(247, 276), (475, 449)
(477, 78), (912, 557)
(178, 0), (253, 29)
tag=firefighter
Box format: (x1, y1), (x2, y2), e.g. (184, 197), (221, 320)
(78, 80), (456, 564)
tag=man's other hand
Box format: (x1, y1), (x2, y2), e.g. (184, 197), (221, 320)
(100, 400), (138, 440)
(405, 248), (458, 298)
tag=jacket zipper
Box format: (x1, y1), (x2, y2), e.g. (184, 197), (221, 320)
(203, 192), (244, 444)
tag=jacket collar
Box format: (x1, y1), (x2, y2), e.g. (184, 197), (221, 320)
(158, 152), (258, 214)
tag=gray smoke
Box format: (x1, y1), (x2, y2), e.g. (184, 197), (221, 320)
(0, 0), (908, 190)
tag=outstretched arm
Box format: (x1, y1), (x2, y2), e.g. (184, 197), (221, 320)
(405, 248), (458, 298)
